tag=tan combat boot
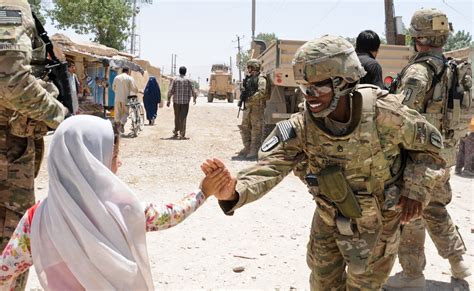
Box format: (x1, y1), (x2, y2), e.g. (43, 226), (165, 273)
(450, 256), (472, 279)
(236, 146), (250, 157)
(245, 147), (258, 159)
(384, 271), (426, 289)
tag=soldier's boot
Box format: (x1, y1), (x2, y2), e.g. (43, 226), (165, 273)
(450, 256), (472, 279)
(236, 146), (250, 156)
(245, 147), (258, 159)
(384, 271), (426, 289)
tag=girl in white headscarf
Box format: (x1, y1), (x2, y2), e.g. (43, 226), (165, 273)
(0, 115), (229, 290)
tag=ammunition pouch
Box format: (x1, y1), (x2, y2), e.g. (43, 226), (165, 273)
(315, 166), (362, 219)
(8, 112), (49, 139)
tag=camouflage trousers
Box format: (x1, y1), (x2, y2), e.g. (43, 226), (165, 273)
(239, 102), (264, 152)
(0, 118), (37, 290)
(398, 171), (466, 277)
(0, 206), (29, 290)
(307, 196), (401, 290)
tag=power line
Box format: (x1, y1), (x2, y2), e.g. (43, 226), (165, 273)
(308, 0), (342, 35)
(441, 0), (474, 24)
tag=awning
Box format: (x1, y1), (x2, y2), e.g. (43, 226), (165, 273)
(101, 57), (145, 74)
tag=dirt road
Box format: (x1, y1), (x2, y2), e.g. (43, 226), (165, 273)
(27, 97), (472, 290)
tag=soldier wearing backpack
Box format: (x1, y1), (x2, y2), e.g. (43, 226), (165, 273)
(385, 8), (472, 289)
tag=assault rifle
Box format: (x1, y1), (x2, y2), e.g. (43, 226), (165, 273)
(32, 12), (74, 116)
(237, 76), (249, 118)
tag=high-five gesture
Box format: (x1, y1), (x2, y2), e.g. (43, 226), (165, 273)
(200, 158), (237, 201)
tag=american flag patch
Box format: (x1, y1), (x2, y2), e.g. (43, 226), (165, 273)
(0, 10), (22, 25)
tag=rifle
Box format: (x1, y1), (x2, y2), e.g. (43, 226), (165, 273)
(237, 76), (249, 118)
(32, 12), (74, 116)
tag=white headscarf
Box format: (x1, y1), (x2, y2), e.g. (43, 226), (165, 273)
(30, 115), (154, 290)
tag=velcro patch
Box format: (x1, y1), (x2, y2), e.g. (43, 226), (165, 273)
(261, 135), (279, 152)
(277, 120), (296, 142)
(430, 132), (443, 148)
(0, 27), (15, 40)
(0, 10), (22, 25)
(403, 88), (413, 103)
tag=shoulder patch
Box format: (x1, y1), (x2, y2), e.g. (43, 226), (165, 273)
(0, 10), (22, 25)
(261, 135), (280, 152)
(430, 132), (443, 149)
(277, 120), (296, 142)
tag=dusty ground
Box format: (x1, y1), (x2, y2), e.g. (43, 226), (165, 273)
(27, 97), (472, 290)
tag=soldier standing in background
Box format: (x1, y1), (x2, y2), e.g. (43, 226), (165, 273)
(456, 119), (474, 177)
(385, 8), (471, 289)
(0, 0), (67, 288)
(236, 59), (269, 159)
(205, 35), (445, 290)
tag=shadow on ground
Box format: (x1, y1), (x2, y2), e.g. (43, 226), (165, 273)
(384, 278), (470, 291)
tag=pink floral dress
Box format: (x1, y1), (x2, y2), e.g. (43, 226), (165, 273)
(0, 191), (205, 289)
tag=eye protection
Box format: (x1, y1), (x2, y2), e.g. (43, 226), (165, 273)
(298, 82), (332, 97)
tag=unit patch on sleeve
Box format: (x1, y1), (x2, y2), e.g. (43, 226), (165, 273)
(261, 135), (280, 152)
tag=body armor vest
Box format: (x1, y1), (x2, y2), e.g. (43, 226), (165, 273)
(409, 54), (472, 166)
(300, 85), (400, 196)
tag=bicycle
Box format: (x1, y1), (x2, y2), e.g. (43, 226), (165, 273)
(127, 95), (145, 137)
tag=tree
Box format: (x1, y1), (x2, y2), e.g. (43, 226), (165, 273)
(255, 32), (277, 46)
(48, 0), (133, 51)
(28, 0), (45, 24)
(444, 30), (473, 51)
(237, 32), (278, 72)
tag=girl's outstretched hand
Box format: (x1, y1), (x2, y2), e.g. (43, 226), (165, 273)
(200, 158), (238, 201)
(200, 165), (230, 198)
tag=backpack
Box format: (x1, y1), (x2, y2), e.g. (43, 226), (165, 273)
(261, 74), (272, 101)
(391, 55), (472, 149)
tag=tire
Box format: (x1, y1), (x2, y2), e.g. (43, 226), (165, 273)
(129, 108), (139, 137)
(262, 123), (276, 141)
(207, 94), (214, 103)
(138, 104), (145, 132)
(227, 93), (234, 103)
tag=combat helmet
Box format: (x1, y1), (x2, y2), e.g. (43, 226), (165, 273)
(409, 8), (451, 47)
(247, 59), (262, 71)
(292, 35), (366, 117)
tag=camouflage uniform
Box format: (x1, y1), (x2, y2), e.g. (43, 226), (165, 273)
(220, 36), (444, 290)
(387, 8), (471, 285)
(238, 59), (269, 159)
(0, 0), (65, 288)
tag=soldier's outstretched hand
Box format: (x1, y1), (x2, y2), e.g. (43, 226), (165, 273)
(397, 196), (423, 224)
(200, 158), (238, 201)
(200, 166), (231, 199)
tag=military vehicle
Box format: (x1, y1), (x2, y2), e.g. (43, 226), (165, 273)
(206, 64), (235, 103)
(253, 39), (412, 137)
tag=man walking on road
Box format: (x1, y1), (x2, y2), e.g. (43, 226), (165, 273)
(167, 66), (196, 139)
(385, 8), (471, 289)
(113, 67), (138, 133)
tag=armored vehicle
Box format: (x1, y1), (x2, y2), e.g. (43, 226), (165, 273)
(207, 64), (235, 103)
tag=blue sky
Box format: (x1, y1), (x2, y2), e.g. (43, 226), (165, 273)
(44, 0), (473, 88)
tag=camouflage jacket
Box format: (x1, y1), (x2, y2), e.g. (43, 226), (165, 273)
(395, 50), (471, 166)
(222, 85), (444, 215)
(0, 0), (65, 130)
